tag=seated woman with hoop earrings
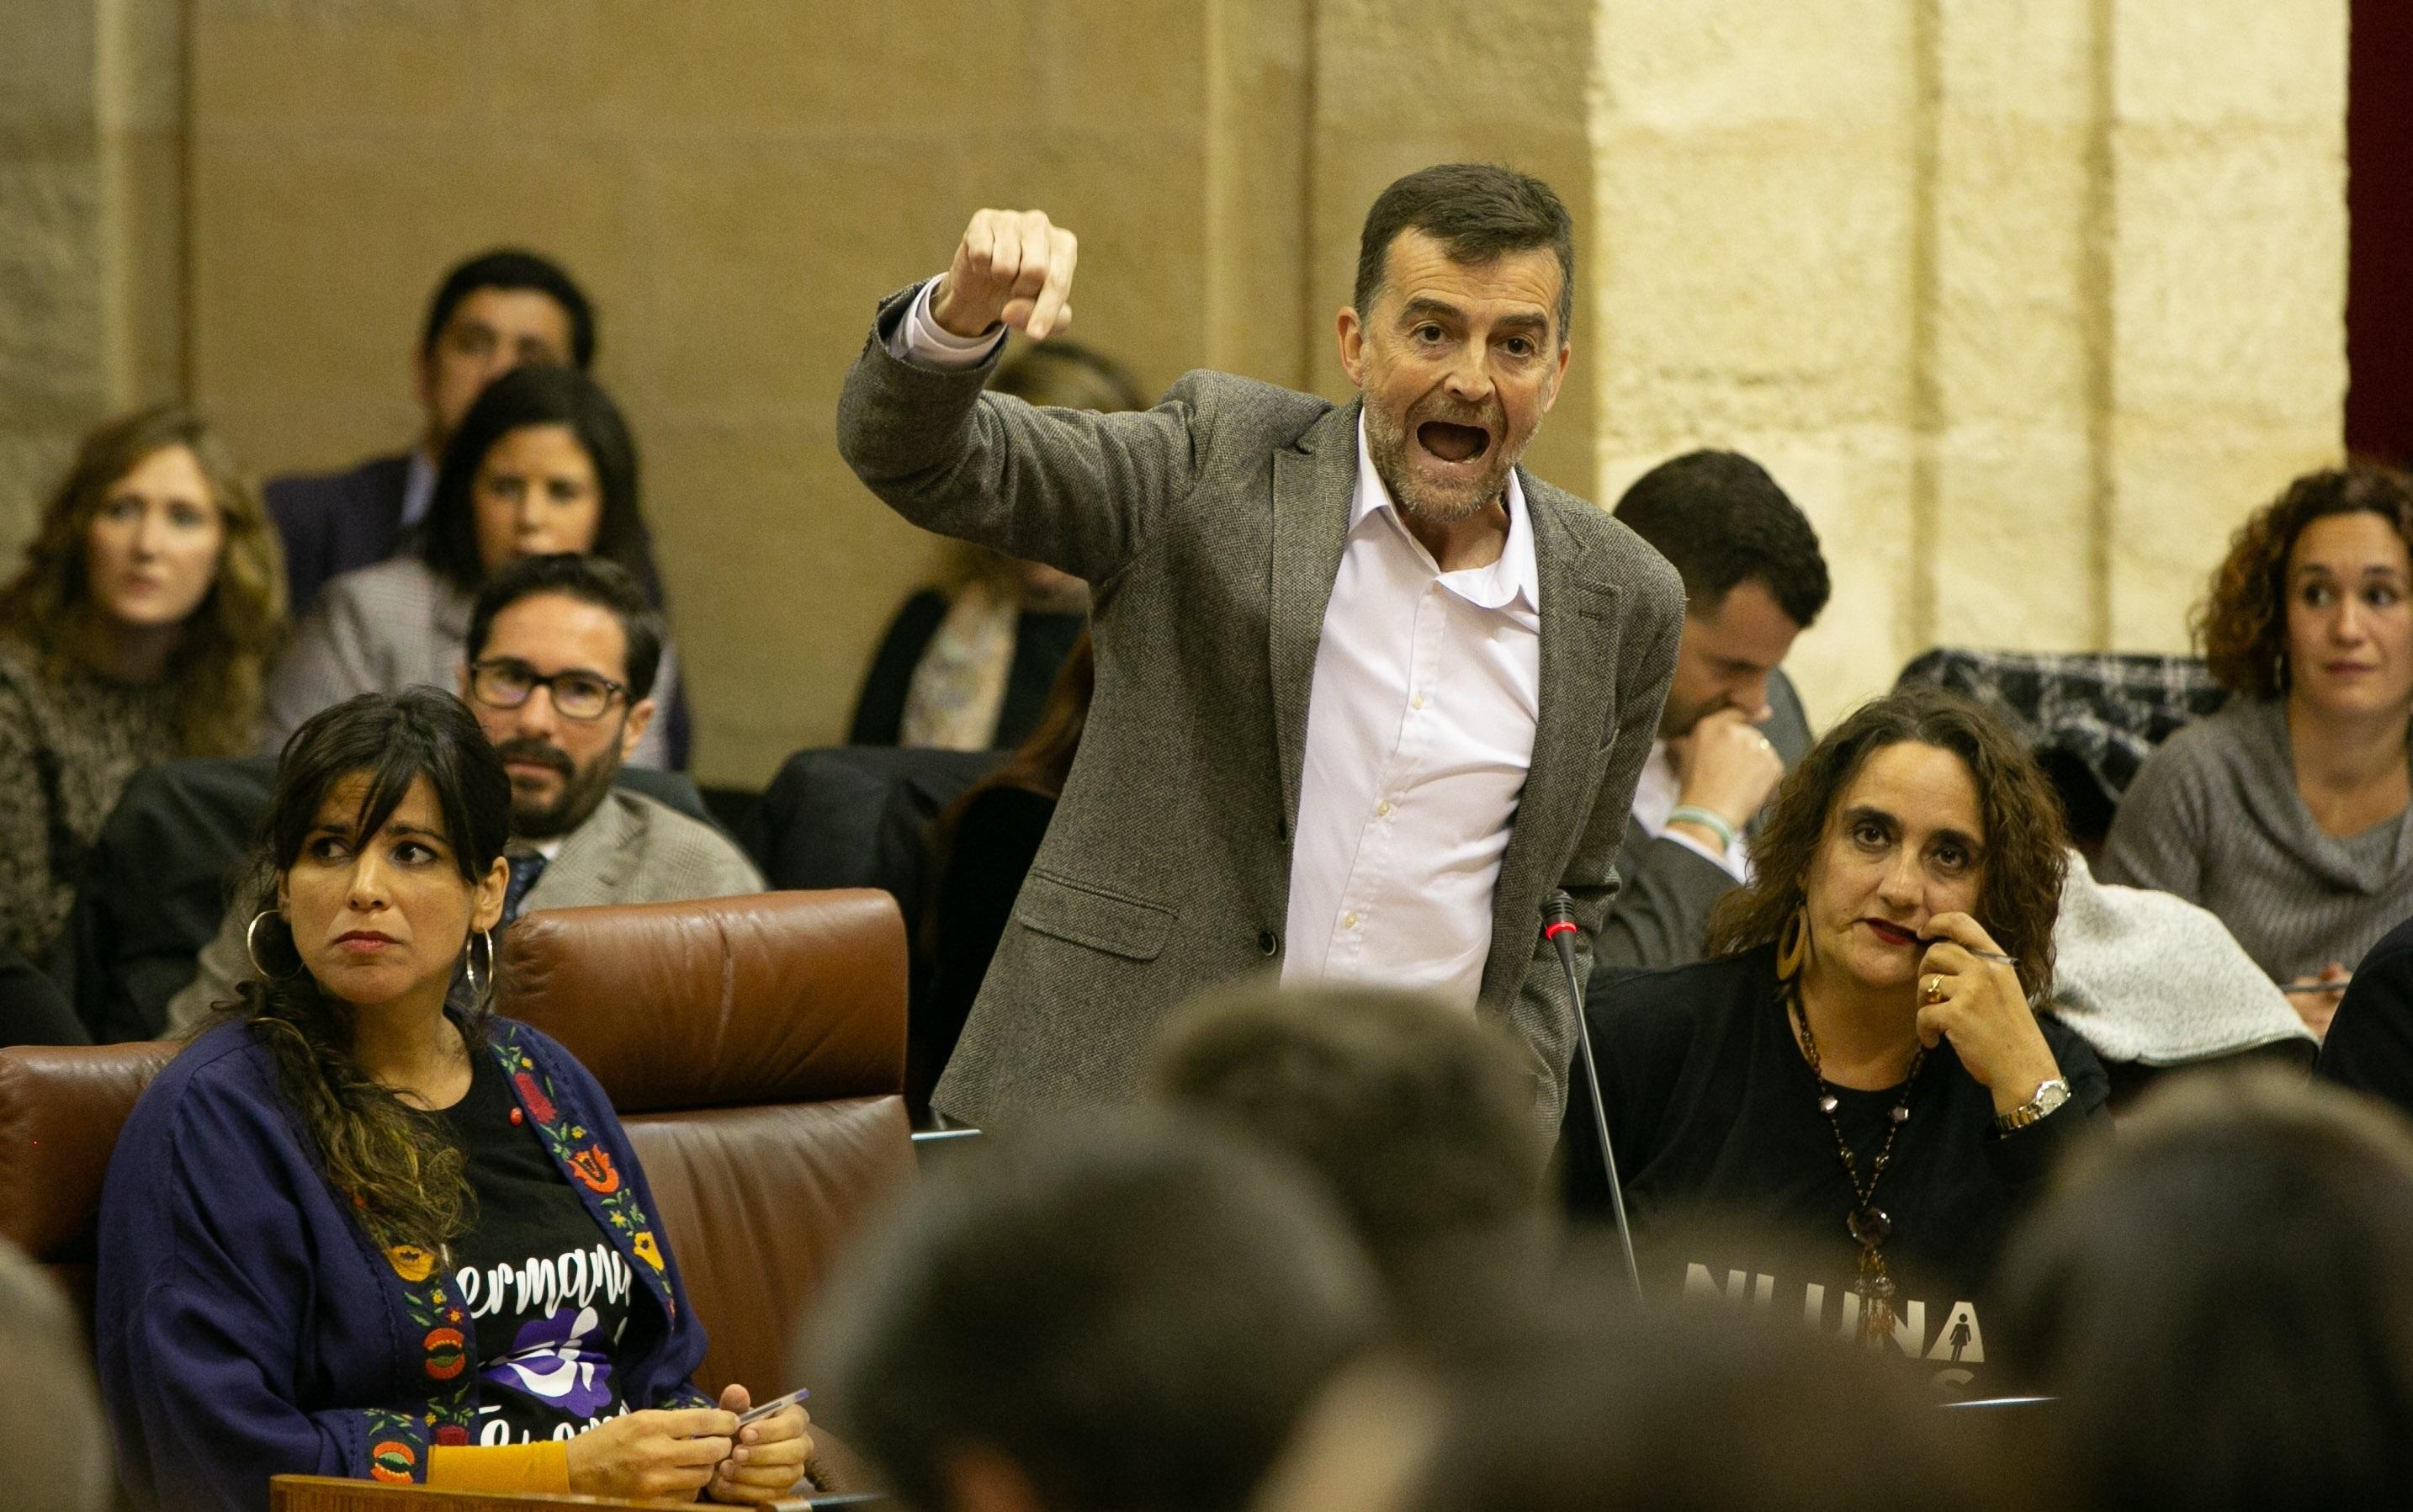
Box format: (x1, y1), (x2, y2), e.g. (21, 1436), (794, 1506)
(94, 690), (810, 1510)
(1567, 686), (2110, 1392)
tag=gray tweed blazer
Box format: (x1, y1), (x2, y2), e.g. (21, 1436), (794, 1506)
(838, 288), (1684, 1130)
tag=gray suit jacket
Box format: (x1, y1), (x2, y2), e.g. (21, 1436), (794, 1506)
(163, 788), (764, 1033)
(1590, 667), (1813, 981)
(837, 289), (1684, 1130)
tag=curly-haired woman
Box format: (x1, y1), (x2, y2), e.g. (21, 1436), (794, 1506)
(96, 692), (809, 1509)
(0, 406), (284, 969)
(2100, 465), (2413, 1037)
(1568, 687), (2108, 1385)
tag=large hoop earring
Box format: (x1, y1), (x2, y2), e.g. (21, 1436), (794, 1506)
(244, 910), (303, 981)
(1774, 903), (1810, 982)
(463, 929), (496, 1005)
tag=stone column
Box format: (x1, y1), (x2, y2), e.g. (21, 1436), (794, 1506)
(1587, 0), (2346, 723)
(0, 0), (184, 554)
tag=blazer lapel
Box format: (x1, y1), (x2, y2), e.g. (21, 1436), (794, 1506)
(1267, 400), (1365, 836)
(528, 792), (641, 911)
(1482, 477), (1623, 1004)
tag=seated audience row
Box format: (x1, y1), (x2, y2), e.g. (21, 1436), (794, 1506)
(167, 551), (761, 1032)
(263, 361), (684, 769)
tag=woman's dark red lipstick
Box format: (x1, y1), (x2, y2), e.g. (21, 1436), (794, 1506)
(1863, 919), (1920, 947)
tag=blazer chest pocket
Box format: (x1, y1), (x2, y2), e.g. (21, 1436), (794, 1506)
(1015, 868), (1175, 962)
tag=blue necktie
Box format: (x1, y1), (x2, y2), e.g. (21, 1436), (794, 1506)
(502, 851), (549, 924)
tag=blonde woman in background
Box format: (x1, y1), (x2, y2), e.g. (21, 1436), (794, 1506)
(848, 342), (1142, 750)
(0, 407), (284, 968)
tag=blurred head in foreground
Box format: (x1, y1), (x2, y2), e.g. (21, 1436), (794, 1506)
(1256, 1249), (2006, 1512)
(1148, 979), (1552, 1341)
(0, 1238), (111, 1512)
(1998, 1069), (2413, 1509)
(808, 1112), (1384, 1512)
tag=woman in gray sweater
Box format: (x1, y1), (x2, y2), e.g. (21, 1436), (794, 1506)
(2101, 465), (2413, 1037)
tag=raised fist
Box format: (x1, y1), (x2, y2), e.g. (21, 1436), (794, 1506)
(931, 209), (1079, 342)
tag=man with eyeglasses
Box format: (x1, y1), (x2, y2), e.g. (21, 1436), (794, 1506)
(165, 554), (761, 1032)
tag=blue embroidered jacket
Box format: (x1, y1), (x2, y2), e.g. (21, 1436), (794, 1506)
(95, 1016), (711, 1512)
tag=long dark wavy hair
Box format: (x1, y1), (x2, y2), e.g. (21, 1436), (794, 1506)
(1705, 686), (2068, 1003)
(0, 406), (284, 754)
(2193, 464), (2413, 698)
(417, 363), (659, 600)
(226, 689), (512, 1259)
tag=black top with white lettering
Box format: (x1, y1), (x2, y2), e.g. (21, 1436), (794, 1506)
(1563, 947), (2109, 1386)
(442, 1044), (636, 1446)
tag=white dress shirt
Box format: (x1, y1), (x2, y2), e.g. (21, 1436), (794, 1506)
(889, 279), (1540, 1008)
(1631, 740), (1751, 883)
(1278, 423), (1541, 1005)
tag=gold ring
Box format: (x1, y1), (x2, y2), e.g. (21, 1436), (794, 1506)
(1922, 974), (1946, 1005)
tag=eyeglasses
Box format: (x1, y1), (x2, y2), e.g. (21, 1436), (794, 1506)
(467, 658), (627, 721)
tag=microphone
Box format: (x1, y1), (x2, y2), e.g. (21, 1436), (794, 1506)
(1546, 889), (1644, 1304)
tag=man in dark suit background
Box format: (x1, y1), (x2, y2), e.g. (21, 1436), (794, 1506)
(838, 164), (1686, 1131)
(1589, 449), (1831, 983)
(266, 248), (596, 616)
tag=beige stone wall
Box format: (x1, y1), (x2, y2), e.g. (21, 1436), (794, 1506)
(0, 0), (185, 554)
(1593, 0), (2347, 728)
(3, 0), (2347, 776)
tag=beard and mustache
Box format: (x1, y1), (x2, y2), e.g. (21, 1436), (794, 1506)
(1361, 395), (1523, 525)
(493, 734), (619, 841)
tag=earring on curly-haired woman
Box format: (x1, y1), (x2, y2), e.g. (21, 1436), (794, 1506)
(244, 910), (304, 981)
(1775, 900), (1810, 981)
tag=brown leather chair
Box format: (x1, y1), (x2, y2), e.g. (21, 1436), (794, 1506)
(0, 1039), (177, 1324)
(497, 889), (915, 1400)
(0, 889), (913, 1417)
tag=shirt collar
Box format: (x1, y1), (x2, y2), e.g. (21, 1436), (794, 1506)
(1351, 413), (1539, 612)
(400, 448), (438, 530)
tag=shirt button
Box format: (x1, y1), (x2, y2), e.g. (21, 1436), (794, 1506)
(1376, 799), (1393, 817)
(508, 1107), (524, 1126)
(1257, 930), (1280, 957)
(1344, 912), (1361, 930)
(1412, 692), (1427, 710)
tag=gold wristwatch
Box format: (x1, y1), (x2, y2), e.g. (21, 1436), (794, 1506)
(1993, 1077), (2071, 1134)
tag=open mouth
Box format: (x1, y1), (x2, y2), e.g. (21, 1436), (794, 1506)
(1864, 919), (1921, 948)
(1415, 420), (1493, 465)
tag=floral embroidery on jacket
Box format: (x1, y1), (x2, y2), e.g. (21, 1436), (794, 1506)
(487, 1028), (680, 1320)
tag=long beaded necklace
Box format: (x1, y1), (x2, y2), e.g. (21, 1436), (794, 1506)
(1788, 986), (1924, 1346)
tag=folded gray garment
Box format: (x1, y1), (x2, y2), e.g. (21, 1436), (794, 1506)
(2050, 849), (2315, 1065)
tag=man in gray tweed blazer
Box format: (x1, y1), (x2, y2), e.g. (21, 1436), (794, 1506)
(840, 164), (1684, 1130)
(167, 554), (761, 1031)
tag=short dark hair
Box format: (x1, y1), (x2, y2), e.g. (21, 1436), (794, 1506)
(419, 364), (656, 595)
(1353, 163), (1576, 342)
(419, 247), (596, 369)
(809, 1114), (1382, 1512)
(1997, 1071), (2413, 1506)
(1149, 982), (1550, 1305)
(1613, 450), (1831, 629)
(466, 553), (665, 702)
(1402, 1297), (2009, 1512)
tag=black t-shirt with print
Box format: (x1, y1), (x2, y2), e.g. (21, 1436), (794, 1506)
(441, 1044), (637, 1446)
(1563, 947), (2111, 1393)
